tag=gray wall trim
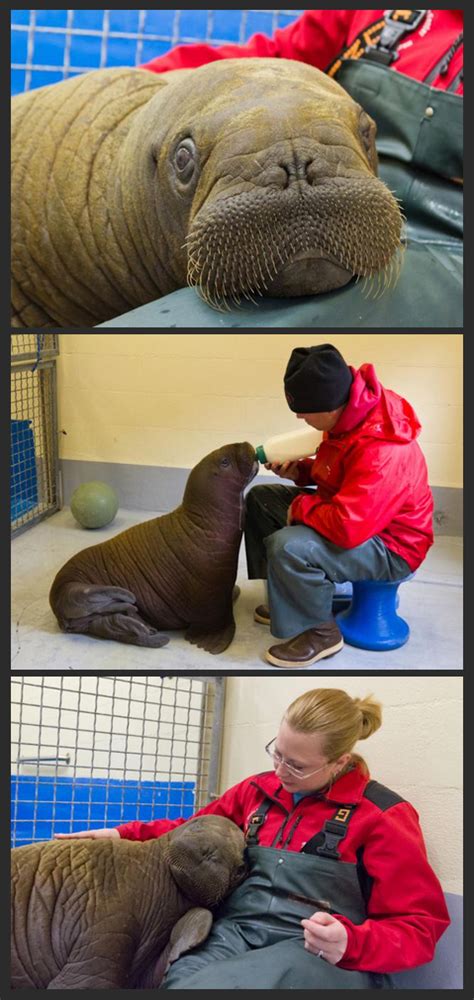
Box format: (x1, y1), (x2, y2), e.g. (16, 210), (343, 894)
(432, 486), (463, 536)
(60, 460), (463, 536)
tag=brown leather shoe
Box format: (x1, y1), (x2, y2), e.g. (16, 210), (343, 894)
(254, 604), (270, 625)
(265, 621), (343, 668)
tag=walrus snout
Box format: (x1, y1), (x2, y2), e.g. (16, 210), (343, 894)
(167, 816), (247, 905)
(235, 442), (259, 482)
(187, 176), (403, 307)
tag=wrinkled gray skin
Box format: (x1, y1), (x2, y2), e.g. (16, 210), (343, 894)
(11, 815), (247, 990)
(11, 59), (403, 326)
(50, 442), (257, 653)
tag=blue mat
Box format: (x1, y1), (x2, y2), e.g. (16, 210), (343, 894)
(11, 419), (38, 521)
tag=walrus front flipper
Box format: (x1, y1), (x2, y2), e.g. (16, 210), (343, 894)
(185, 618), (235, 654)
(168, 908), (213, 963)
(141, 908), (213, 987)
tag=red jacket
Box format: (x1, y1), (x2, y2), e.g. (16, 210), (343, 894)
(288, 364), (433, 570)
(117, 764), (450, 974)
(142, 9), (463, 95)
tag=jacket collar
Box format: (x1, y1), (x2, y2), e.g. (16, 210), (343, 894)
(251, 764), (369, 808)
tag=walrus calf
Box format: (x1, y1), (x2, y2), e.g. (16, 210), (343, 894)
(12, 59), (403, 326)
(11, 815), (247, 989)
(50, 442), (257, 653)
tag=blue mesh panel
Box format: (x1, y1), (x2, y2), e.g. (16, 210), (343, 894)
(11, 9), (303, 94)
(11, 775), (196, 846)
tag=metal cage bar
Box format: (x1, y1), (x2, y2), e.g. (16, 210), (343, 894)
(11, 675), (225, 847)
(11, 10), (303, 93)
(11, 358), (60, 537)
(11, 334), (59, 364)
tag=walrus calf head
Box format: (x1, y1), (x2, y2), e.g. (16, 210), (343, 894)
(165, 816), (247, 907)
(135, 58), (404, 307)
(182, 441), (258, 522)
(12, 61), (403, 326)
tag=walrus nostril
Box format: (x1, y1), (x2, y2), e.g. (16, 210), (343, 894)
(278, 164), (291, 189)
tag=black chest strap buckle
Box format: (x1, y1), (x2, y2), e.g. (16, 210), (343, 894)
(363, 10), (427, 66)
(246, 795), (275, 846)
(302, 804), (357, 859)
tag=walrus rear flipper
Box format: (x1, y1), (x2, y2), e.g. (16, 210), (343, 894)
(51, 582), (169, 647)
(81, 612), (170, 648)
(51, 581), (138, 619)
(79, 614), (170, 649)
(185, 618), (235, 654)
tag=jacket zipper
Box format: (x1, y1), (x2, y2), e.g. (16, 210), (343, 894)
(281, 814), (303, 848)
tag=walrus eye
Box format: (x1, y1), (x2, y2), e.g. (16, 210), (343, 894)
(358, 110), (378, 173)
(174, 139), (197, 183)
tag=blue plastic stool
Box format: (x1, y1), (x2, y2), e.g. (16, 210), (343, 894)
(336, 577), (414, 651)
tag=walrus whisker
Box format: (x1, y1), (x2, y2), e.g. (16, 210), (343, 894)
(387, 256), (397, 292)
(361, 274), (373, 298)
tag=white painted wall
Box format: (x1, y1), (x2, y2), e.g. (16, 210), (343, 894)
(57, 333), (463, 488)
(219, 675), (463, 894)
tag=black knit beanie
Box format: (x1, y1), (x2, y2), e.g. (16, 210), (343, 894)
(284, 344), (353, 412)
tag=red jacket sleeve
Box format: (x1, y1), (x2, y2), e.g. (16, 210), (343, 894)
(289, 441), (412, 549)
(141, 10), (352, 74)
(116, 779), (248, 841)
(337, 801), (450, 973)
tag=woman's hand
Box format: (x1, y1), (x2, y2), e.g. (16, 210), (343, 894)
(264, 460), (300, 482)
(54, 828), (120, 840)
(301, 911), (348, 965)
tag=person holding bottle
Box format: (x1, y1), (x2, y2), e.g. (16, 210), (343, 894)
(54, 688), (450, 989)
(245, 343), (433, 667)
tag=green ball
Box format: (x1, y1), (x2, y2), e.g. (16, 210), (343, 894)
(70, 481), (119, 529)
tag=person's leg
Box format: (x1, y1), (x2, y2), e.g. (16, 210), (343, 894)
(264, 526), (410, 667)
(162, 936), (386, 990)
(243, 484), (313, 579)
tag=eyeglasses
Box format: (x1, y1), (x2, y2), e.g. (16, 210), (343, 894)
(265, 738), (330, 781)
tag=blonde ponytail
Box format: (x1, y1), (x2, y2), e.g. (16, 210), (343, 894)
(284, 688), (382, 775)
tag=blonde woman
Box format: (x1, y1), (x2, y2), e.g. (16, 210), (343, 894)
(56, 688), (449, 989)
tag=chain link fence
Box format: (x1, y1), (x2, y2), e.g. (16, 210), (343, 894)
(11, 9), (303, 93)
(11, 674), (225, 847)
(11, 336), (61, 537)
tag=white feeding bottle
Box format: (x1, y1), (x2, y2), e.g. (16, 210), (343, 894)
(255, 427), (321, 464)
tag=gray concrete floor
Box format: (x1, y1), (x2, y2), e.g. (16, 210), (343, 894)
(12, 508), (463, 672)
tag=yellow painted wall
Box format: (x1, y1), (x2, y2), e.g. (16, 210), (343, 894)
(58, 333), (463, 487)
(220, 675), (463, 893)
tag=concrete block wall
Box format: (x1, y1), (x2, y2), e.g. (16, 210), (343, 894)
(219, 675), (463, 894)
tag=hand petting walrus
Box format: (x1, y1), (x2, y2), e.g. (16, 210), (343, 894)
(11, 815), (247, 990)
(12, 59), (404, 327)
(49, 442), (258, 653)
